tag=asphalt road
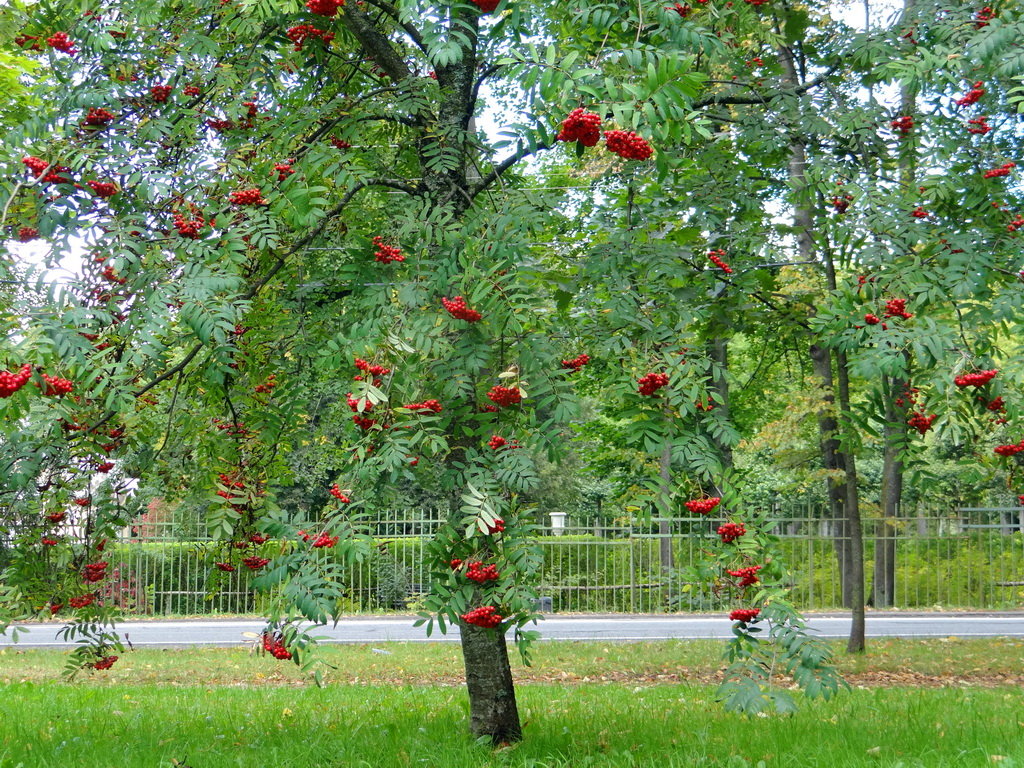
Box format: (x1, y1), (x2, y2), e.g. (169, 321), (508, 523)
(2, 613), (1023, 648)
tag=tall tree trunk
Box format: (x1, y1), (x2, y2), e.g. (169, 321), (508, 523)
(835, 350), (866, 653)
(870, 0), (917, 612)
(873, 373), (905, 608)
(708, 335), (733, 472)
(778, 41), (865, 649)
(809, 344), (855, 606)
(658, 437), (675, 570)
(460, 624), (522, 743)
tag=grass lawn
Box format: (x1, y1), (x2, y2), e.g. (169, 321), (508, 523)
(1, 639), (1023, 767)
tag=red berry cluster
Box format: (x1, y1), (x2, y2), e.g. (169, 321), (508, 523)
(717, 522), (746, 543)
(831, 194), (853, 214)
(707, 249), (733, 274)
(215, 562), (236, 572)
(0, 364), (32, 397)
(470, 0), (500, 11)
(262, 631), (292, 659)
(229, 188), (267, 206)
(242, 556), (270, 570)
(638, 372), (669, 396)
(206, 119), (236, 132)
(331, 137), (351, 149)
(92, 655), (119, 670)
(86, 180), (118, 198)
(14, 34), (42, 51)
(864, 313), (880, 325)
(286, 24), (335, 50)
(1008, 215), (1024, 233)
(47, 511), (66, 523)
(890, 115), (913, 135)
(150, 84), (172, 103)
(96, 461), (115, 473)
(604, 130), (654, 160)
(22, 156), (72, 185)
(486, 386), (522, 407)
(488, 435), (507, 449)
(46, 32), (76, 54)
(983, 162), (1016, 179)
(83, 108), (116, 126)
(955, 82), (985, 107)
(41, 536), (59, 546)
(557, 109), (602, 147)
(254, 374), (277, 394)
(984, 395), (1005, 412)
(83, 562), (109, 583)
(183, 85), (201, 96)
(273, 161), (295, 181)
(464, 561), (499, 583)
(17, 226), (39, 241)
(69, 594), (95, 608)
(685, 496), (722, 514)
(354, 357), (390, 380)
(667, 3), (692, 17)
(954, 369), (997, 388)
(994, 441), (1024, 457)
(404, 399), (442, 412)
(883, 298), (912, 319)
(173, 212), (206, 238)
(37, 373), (73, 396)
(102, 264), (127, 285)
(346, 393), (375, 413)
(442, 296), (481, 322)
(487, 518), (506, 534)
(908, 412), (937, 435)
(911, 206), (929, 219)
(330, 483), (351, 503)
(729, 608), (760, 623)
(306, 0), (344, 15)
(311, 532), (339, 548)
(967, 116), (992, 135)
(462, 605), (502, 627)
(372, 235), (404, 263)
(561, 353), (590, 372)
(727, 565), (762, 586)
(744, 0), (769, 6)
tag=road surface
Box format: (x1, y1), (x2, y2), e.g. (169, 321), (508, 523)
(2, 612), (1022, 648)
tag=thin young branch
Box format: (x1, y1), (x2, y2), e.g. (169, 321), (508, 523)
(470, 140), (553, 198)
(693, 69), (835, 109)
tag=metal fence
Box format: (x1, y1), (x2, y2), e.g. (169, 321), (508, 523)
(75, 505), (1024, 615)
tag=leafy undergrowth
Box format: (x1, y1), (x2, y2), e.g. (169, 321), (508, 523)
(1, 682), (1022, 767)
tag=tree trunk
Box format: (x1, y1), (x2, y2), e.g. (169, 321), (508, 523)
(658, 438), (675, 570)
(708, 335), (733, 472)
(836, 350), (866, 653)
(809, 343), (855, 606)
(460, 624), (522, 743)
(873, 373), (905, 608)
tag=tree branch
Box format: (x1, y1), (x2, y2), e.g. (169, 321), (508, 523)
(341, 5), (412, 81)
(693, 69), (836, 109)
(470, 140), (553, 198)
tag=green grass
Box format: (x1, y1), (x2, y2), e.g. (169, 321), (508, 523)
(2, 682), (1023, 767)
(2, 640), (1023, 767)
(2, 637), (1023, 686)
